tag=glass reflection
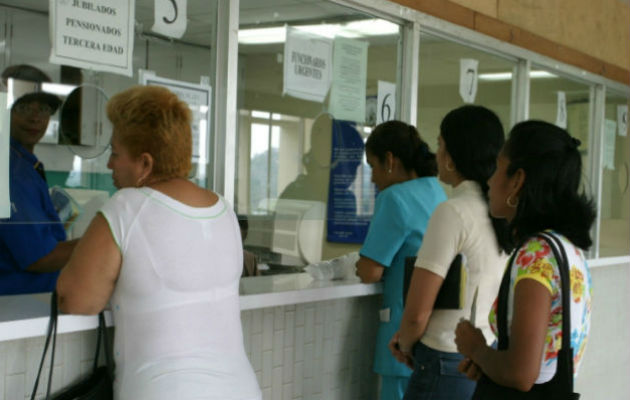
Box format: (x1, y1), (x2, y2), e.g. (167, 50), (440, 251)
(237, 0), (402, 281)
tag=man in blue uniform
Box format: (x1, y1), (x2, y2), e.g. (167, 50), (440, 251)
(0, 65), (78, 294)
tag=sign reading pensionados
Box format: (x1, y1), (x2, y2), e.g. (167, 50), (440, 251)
(49, 0), (135, 76)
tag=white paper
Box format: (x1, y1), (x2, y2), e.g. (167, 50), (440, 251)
(139, 71), (211, 164)
(49, 0), (135, 77)
(329, 37), (368, 123)
(556, 91), (567, 129)
(0, 94), (9, 218)
(152, 0), (187, 39)
(283, 27), (333, 102)
(376, 81), (396, 125)
(604, 119), (617, 171)
(459, 59), (478, 104)
(618, 105), (628, 137)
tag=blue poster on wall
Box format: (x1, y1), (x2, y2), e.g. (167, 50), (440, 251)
(326, 120), (370, 243)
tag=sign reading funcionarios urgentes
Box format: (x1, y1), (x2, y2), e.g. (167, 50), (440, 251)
(49, 0), (135, 77)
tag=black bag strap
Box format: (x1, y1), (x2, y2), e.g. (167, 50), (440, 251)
(30, 291), (58, 400)
(30, 292), (114, 400)
(496, 232), (575, 389)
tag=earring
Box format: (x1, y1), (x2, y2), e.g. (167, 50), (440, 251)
(445, 162), (455, 172)
(388, 168), (392, 174)
(506, 195), (518, 208)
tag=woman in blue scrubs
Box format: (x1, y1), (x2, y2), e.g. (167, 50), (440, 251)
(356, 120), (447, 400)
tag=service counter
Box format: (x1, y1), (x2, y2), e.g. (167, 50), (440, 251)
(0, 275), (383, 399)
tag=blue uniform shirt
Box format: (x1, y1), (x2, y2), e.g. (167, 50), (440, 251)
(0, 138), (66, 294)
(360, 177), (446, 377)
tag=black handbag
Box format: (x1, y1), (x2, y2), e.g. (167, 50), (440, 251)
(30, 292), (114, 400)
(403, 254), (465, 309)
(473, 233), (580, 400)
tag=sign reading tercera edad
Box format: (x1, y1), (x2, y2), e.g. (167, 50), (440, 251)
(49, 0), (135, 77)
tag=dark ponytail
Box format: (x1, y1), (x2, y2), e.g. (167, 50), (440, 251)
(440, 105), (513, 253)
(365, 120), (437, 178)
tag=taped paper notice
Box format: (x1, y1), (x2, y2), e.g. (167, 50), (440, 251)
(618, 105), (628, 137)
(604, 119), (616, 171)
(49, 0), (135, 76)
(459, 59), (478, 104)
(152, 0), (188, 39)
(376, 81), (396, 124)
(556, 91), (567, 129)
(329, 37), (368, 122)
(283, 27), (333, 102)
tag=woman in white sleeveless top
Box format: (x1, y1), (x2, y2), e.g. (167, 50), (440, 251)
(57, 86), (261, 400)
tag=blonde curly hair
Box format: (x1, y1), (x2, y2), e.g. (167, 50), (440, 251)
(107, 85), (192, 180)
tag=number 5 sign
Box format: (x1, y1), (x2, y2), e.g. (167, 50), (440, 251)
(152, 0), (187, 39)
(377, 81), (396, 125)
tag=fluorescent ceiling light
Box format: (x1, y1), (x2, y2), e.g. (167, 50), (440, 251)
(479, 70), (557, 81)
(344, 19), (399, 36)
(238, 19), (399, 45)
(238, 27), (286, 44)
(42, 82), (77, 96)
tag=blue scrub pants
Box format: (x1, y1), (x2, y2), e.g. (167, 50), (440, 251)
(380, 375), (410, 400)
(403, 342), (475, 400)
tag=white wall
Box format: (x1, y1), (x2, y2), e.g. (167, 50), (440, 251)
(575, 262), (630, 399)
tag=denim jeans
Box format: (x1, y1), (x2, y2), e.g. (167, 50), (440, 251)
(403, 342), (476, 400)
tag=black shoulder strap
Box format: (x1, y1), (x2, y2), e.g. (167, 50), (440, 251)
(538, 233), (573, 352)
(30, 292), (114, 399)
(30, 291), (58, 400)
(496, 250), (517, 350)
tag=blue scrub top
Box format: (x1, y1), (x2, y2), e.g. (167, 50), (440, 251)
(360, 177), (446, 377)
(0, 138), (65, 294)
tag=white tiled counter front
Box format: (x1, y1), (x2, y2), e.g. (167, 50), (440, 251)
(0, 276), (383, 400)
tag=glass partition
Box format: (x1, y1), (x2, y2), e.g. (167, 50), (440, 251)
(529, 69), (593, 193)
(236, 0), (402, 273)
(417, 32), (517, 195)
(0, 1), (218, 296)
(599, 91), (630, 257)
(0, 0), (217, 234)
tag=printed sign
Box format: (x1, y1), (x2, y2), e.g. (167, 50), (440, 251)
(283, 27), (333, 102)
(604, 119), (616, 171)
(556, 91), (567, 129)
(0, 94), (9, 218)
(152, 0), (187, 39)
(376, 81), (396, 125)
(140, 71), (211, 165)
(459, 59), (478, 104)
(327, 120), (369, 243)
(329, 37), (368, 123)
(49, 0), (135, 76)
(618, 105), (628, 137)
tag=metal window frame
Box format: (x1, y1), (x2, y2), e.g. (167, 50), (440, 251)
(213, 0), (630, 261)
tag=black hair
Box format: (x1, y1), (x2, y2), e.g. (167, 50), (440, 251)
(504, 120), (595, 250)
(237, 214), (249, 241)
(440, 105), (513, 253)
(365, 120), (437, 178)
(1, 64), (61, 112)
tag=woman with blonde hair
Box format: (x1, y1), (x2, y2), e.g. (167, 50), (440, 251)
(57, 86), (262, 400)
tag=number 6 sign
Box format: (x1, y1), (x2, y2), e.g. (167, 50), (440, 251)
(152, 0), (187, 39)
(377, 81), (396, 125)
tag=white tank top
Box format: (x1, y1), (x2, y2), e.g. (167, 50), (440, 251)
(100, 187), (261, 400)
